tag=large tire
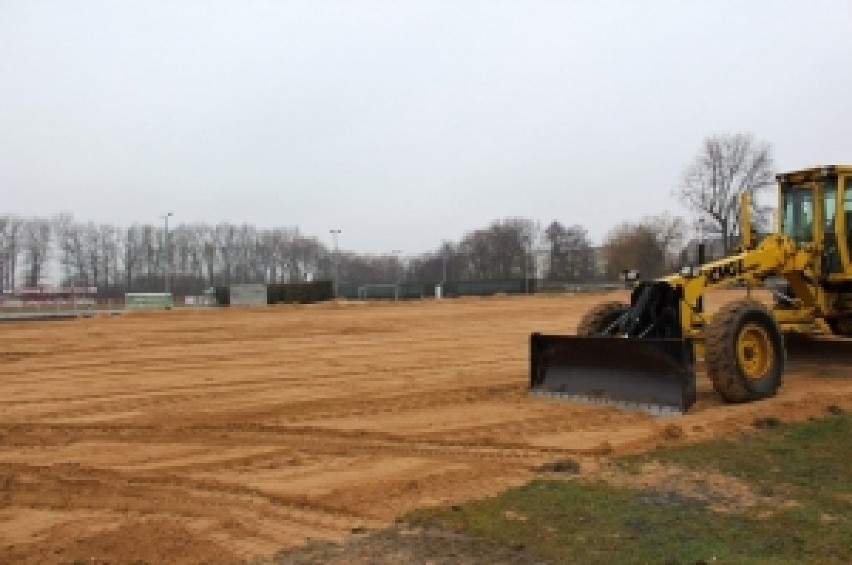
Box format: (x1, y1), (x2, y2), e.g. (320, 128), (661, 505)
(705, 299), (785, 403)
(577, 301), (629, 336)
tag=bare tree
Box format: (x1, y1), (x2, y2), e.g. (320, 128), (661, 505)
(456, 218), (538, 280)
(642, 213), (687, 270)
(0, 216), (21, 289)
(0, 217), (6, 289)
(20, 218), (52, 287)
(123, 224), (150, 291)
(406, 242), (461, 284)
(602, 212), (687, 280)
(1, 216), (24, 289)
(603, 222), (667, 280)
(83, 222), (101, 287)
(544, 221), (565, 279)
(676, 133), (774, 253)
(544, 221), (594, 281)
(55, 214), (83, 286)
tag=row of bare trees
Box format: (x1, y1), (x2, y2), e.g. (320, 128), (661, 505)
(2, 133), (774, 293)
(403, 218), (597, 285)
(0, 213), (687, 294)
(0, 216), (51, 289)
(0, 216), (333, 295)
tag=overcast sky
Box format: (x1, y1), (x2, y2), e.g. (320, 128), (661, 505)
(2, 1), (850, 254)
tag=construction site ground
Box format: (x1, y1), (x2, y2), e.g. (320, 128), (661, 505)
(1, 290), (850, 563)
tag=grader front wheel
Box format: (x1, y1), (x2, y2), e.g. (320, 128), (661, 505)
(576, 301), (629, 336)
(705, 300), (785, 403)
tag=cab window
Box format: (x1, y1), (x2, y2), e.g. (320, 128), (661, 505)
(782, 188), (813, 244)
(823, 179), (840, 273)
(824, 181), (837, 231)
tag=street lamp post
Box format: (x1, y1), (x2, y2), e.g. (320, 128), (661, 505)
(162, 212), (173, 298)
(330, 229), (341, 297)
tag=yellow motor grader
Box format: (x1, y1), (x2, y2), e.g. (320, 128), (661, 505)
(530, 165), (852, 413)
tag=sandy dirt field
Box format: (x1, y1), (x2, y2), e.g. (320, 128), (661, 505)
(1, 291), (850, 563)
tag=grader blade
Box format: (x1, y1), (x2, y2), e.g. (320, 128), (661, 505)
(529, 333), (697, 415)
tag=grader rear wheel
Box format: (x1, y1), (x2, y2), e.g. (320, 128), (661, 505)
(577, 301), (629, 336)
(705, 299), (785, 403)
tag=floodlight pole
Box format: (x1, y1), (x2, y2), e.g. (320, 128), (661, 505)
(330, 229), (341, 297)
(392, 249), (402, 301)
(441, 241), (449, 285)
(162, 212), (173, 297)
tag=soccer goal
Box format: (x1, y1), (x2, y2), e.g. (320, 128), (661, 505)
(357, 284), (401, 300)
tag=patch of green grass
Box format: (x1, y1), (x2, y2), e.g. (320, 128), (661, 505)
(408, 412), (852, 565)
(625, 410), (852, 505)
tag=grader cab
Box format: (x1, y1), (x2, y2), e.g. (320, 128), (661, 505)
(530, 165), (852, 413)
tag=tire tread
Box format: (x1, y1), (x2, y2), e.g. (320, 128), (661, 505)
(705, 299), (783, 403)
